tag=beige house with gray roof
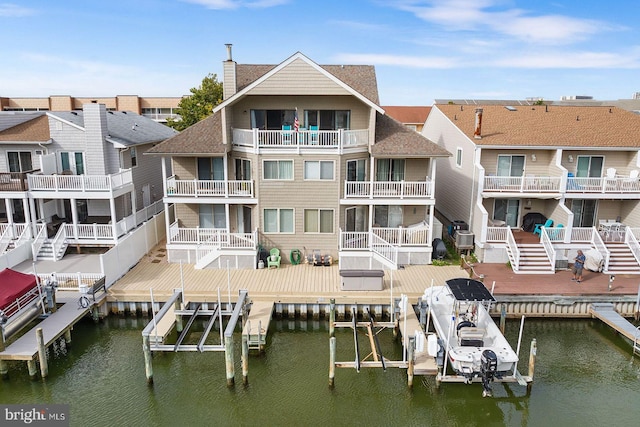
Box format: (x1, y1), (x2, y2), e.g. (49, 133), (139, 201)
(423, 104), (640, 274)
(148, 49), (450, 270)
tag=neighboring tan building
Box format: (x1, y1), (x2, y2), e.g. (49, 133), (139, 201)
(423, 103), (640, 274)
(0, 95), (185, 123)
(148, 48), (451, 270)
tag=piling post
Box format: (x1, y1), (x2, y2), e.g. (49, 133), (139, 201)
(329, 336), (336, 388)
(27, 359), (38, 380)
(64, 329), (72, 347)
(635, 285), (640, 322)
(418, 298), (427, 329)
(242, 334), (249, 385)
(0, 328), (5, 352)
(407, 337), (415, 388)
(36, 328), (48, 379)
(500, 305), (507, 335)
(175, 294), (184, 333)
(0, 360), (7, 379)
(527, 338), (537, 393)
(142, 335), (153, 385)
(225, 335), (235, 387)
(329, 299), (335, 337)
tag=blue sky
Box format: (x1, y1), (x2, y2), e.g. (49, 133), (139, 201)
(2, 0), (639, 105)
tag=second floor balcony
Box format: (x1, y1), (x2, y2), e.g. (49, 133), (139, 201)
(28, 169), (133, 193)
(166, 176), (254, 198)
(344, 180), (434, 199)
(232, 128), (368, 151)
(0, 170), (38, 192)
(483, 175), (562, 193)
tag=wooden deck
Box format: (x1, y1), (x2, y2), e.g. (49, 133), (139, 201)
(398, 305), (438, 375)
(108, 251), (464, 304)
(0, 293), (94, 361)
(590, 303), (640, 342)
(242, 301), (274, 350)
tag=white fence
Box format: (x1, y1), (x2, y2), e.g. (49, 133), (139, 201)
(28, 169), (133, 192)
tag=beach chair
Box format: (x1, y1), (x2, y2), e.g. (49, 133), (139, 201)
(267, 248), (281, 269)
(533, 219), (553, 236)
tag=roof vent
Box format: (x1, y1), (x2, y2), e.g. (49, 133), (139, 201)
(70, 111), (77, 115)
(505, 106), (517, 111)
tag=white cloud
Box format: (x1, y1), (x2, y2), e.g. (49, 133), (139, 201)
(181, 0), (288, 9)
(0, 3), (35, 17)
(333, 53), (459, 69)
(392, 0), (615, 45)
(492, 51), (640, 69)
(329, 20), (388, 32)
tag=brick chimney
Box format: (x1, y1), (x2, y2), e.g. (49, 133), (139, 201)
(223, 44), (237, 100)
(474, 108), (483, 139)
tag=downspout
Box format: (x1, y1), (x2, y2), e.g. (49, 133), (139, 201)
(469, 146), (481, 229)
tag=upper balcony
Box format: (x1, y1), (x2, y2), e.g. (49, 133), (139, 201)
(165, 176), (255, 200)
(232, 128), (368, 152)
(566, 175), (640, 194)
(483, 175), (562, 194)
(0, 170), (38, 193)
(27, 169), (133, 196)
(343, 180), (434, 201)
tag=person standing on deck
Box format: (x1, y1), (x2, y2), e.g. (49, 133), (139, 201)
(572, 250), (586, 283)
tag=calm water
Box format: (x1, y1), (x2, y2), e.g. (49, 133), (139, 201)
(2, 316), (640, 426)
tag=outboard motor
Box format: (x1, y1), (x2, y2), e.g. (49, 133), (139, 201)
(480, 349), (498, 397)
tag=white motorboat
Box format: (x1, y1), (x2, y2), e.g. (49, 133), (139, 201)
(423, 278), (519, 397)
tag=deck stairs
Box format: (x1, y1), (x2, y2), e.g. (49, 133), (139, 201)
(36, 239), (68, 261)
(508, 243), (553, 274)
(602, 242), (640, 274)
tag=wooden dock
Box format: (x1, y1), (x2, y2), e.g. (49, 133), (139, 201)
(398, 307), (438, 375)
(148, 303), (177, 344)
(590, 303), (640, 344)
(242, 301), (274, 351)
(0, 293), (93, 361)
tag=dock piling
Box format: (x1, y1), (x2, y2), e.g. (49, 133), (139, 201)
(407, 337), (415, 388)
(329, 336), (336, 388)
(527, 338), (537, 393)
(500, 305), (507, 334)
(64, 329), (72, 347)
(27, 359), (37, 380)
(142, 335), (153, 385)
(0, 360), (7, 379)
(329, 299), (335, 337)
(225, 335), (235, 387)
(242, 334), (249, 385)
(36, 327), (48, 379)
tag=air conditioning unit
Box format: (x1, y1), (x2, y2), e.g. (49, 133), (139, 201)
(455, 231), (474, 249)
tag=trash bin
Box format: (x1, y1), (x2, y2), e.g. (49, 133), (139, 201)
(432, 238), (447, 260)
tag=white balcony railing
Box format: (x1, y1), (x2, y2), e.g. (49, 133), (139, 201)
(232, 128), (368, 150)
(166, 177), (254, 198)
(28, 169), (133, 192)
(567, 176), (640, 193)
(483, 175), (561, 192)
(344, 180), (434, 198)
(168, 223), (256, 249)
(372, 226), (429, 245)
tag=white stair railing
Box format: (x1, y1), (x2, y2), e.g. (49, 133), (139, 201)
(370, 232), (398, 268)
(31, 225), (47, 261)
(591, 228), (610, 271)
(624, 227), (640, 266)
(505, 227), (520, 272)
(539, 228), (556, 272)
(50, 225), (68, 261)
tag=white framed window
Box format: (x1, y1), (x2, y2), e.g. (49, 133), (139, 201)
(376, 159), (405, 181)
(263, 160), (294, 180)
(7, 151), (33, 172)
(60, 151), (85, 175)
(304, 209), (334, 233)
(199, 205), (226, 229)
(304, 160), (334, 180)
(264, 208), (294, 233)
(131, 147), (138, 167)
(347, 159), (366, 181)
(456, 147), (463, 168)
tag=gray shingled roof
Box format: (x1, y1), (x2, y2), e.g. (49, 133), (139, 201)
(236, 63), (380, 104)
(146, 111), (225, 156)
(373, 113), (451, 158)
(0, 112), (46, 132)
(49, 110), (177, 147)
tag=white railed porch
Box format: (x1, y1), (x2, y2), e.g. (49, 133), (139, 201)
(232, 128), (368, 150)
(486, 226), (595, 244)
(64, 224), (117, 242)
(28, 169), (133, 192)
(166, 177), (254, 198)
(38, 272), (104, 292)
(344, 180), (434, 199)
(168, 224), (257, 249)
(567, 176), (640, 193)
(483, 175), (561, 192)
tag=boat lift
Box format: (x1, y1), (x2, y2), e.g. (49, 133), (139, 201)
(141, 288), (250, 385)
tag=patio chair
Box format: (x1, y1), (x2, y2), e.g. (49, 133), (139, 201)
(548, 224), (564, 240)
(267, 248), (281, 269)
(533, 218), (553, 236)
(309, 125), (319, 145)
(282, 125), (292, 144)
